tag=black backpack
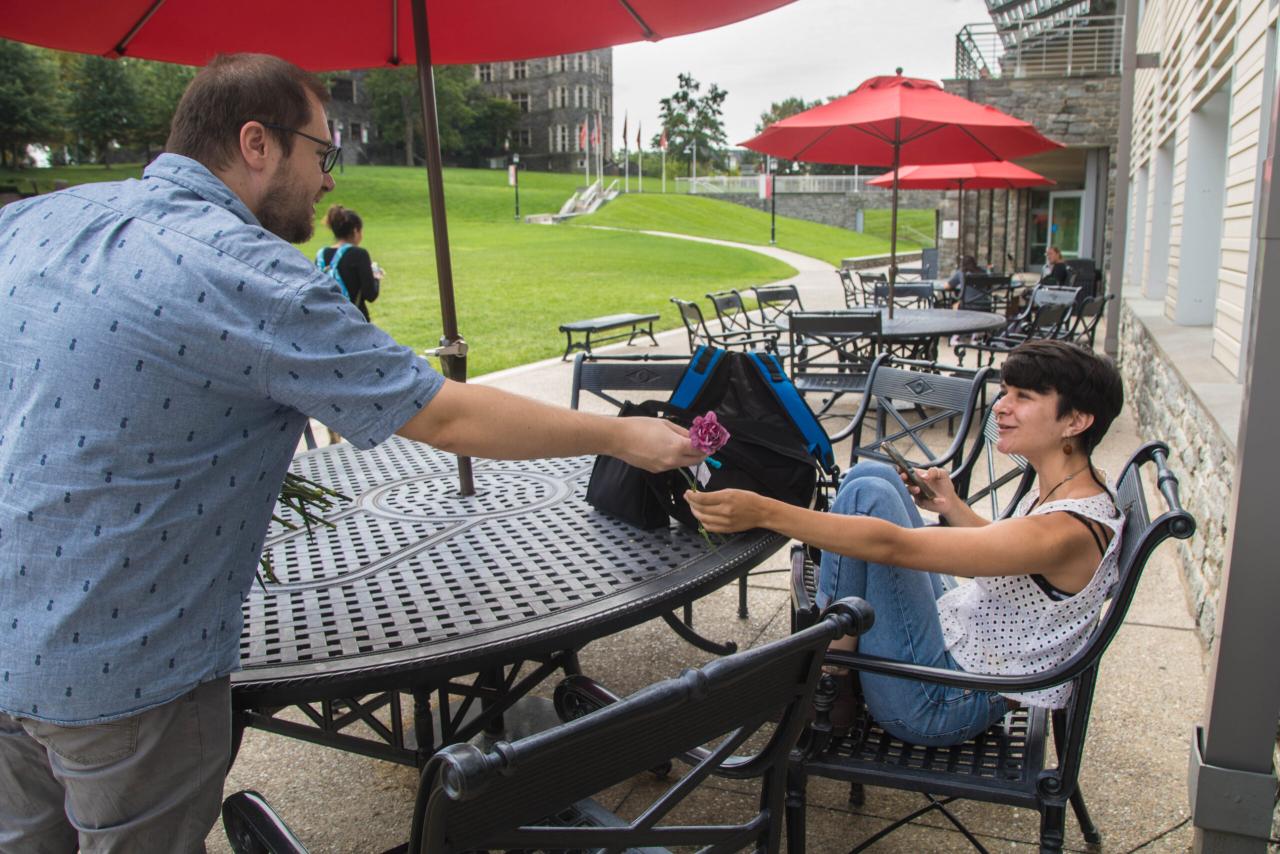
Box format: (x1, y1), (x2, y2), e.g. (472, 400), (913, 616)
(586, 347), (836, 530)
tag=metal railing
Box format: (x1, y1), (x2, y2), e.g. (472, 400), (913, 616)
(955, 13), (1122, 79)
(675, 175), (890, 195)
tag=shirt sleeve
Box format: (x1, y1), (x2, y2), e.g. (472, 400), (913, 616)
(261, 274), (444, 448)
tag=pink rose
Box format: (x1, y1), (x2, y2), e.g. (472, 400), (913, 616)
(689, 411), (731, 455)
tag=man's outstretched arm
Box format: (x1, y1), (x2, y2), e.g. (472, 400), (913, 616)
(397, 380), (704, 473)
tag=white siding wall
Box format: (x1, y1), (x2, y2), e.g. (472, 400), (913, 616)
(1129, 0), (1278, 377)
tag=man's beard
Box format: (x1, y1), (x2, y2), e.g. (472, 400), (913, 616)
(257, 171), (315, 244)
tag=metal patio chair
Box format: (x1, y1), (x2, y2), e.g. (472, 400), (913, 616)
(670, 297), (777, 355)
(751, 283), (805, 326)
(221, 597), (876, 854)
(1065, 293), (1112, 349)
(837, 268), (861, 307)
(829, 354), (992, 473)
(785, 442), (1196, 854)
(786, 309), (882, 422)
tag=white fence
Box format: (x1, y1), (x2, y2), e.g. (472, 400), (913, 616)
(675, 175), (890, 195)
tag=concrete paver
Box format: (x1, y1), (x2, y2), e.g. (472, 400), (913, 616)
(209, 239), (1205, 852)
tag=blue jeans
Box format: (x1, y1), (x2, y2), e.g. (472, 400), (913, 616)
(816, 462), (1007, 746)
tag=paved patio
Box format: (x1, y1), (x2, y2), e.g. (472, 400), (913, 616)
(208, 242), (1206, 852)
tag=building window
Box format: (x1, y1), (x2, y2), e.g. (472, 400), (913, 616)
(555, 55), (567, 73)
(593, 55), (600, 74)
(516, 129), (532, 148)
(574, 85), (587, 108)
(476, 64), (492, 82)
(556, 125), (571, 153)
(350, 122), (363, 145)
(330, 78), (354, 103)
(557, 87), (568, 108)
(510, 92), (530, 113)
(511, 61), (527, 80)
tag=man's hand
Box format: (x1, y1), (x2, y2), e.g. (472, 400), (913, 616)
(684, 488), (769, 533)
(611, 417), (705, 473)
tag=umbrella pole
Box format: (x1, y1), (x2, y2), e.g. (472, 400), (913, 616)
(888, 130), (900, 319)
(411, 0), (474, 496)
(957, 185), (965, 263)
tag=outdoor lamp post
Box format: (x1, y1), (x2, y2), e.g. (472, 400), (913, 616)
(769, 156), (777, 245)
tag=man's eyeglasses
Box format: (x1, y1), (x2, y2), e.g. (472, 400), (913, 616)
(257, 122), (341, 173)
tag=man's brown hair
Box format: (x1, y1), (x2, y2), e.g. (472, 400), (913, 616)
(166, 53), (329, 171)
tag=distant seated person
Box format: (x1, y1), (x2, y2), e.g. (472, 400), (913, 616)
(945, 254), (984, 292)
(316, 204), (382, 321)
(1041, 245), (1070, 286)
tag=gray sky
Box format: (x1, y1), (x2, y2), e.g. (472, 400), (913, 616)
(612, 0), (991, 151)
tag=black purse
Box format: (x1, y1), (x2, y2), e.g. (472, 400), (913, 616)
(584, 401), (688, 530)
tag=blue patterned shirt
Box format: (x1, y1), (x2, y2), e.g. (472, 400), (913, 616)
(0, 154), (444, 724)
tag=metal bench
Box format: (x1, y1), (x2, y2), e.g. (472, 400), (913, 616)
(558, 312), (660, 360)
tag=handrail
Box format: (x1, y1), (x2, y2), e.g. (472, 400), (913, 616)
(955, 13), (1123, 79)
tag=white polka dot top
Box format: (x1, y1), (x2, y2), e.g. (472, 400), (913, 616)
(936, 488), (1124, 709)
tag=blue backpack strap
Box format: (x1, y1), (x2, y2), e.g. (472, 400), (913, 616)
(319, 244), (352, 299)
(669, 346), (725, 410)
(746, 351), (837, 474)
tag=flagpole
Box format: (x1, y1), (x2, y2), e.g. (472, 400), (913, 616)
(623, 112), (629, 193)
(637, 123), (643, 193)
(583, 121), (589, 188)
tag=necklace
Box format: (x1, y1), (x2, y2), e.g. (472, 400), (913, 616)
(1033, 465), (1092, 510)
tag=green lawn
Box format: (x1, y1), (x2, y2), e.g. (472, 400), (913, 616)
(571, 193), (935, 268)
(2, 164), (797, 376)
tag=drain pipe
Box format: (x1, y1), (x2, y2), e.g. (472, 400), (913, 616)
(1104, 0), (1139, 358)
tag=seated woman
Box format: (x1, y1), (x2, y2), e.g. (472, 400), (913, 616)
(685, 339), (1124, 746)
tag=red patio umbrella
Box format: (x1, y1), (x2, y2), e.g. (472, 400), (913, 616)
(1, 0), (797, 493)
(868, 161), (1055, 264)
(741, 72), (1061, 315)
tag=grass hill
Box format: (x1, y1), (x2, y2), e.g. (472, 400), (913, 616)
(1, 163), (933, 376)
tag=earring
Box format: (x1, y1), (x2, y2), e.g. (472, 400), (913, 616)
(1062, 439), (1074, 456)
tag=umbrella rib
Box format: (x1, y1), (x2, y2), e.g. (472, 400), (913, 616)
(616, 0), (658, 38)
(113, 0), (167, 56)
(952, 125), (1004, 161)
(790, 123), (890, 161)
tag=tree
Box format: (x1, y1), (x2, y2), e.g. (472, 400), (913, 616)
(366, 66), (421, 167)
(653, 72), (728, 172)
(366, 65), (519, 166)
(127, 59), (196, 162)
(68, 56), (139, 166)
(0, 42), (66, 168)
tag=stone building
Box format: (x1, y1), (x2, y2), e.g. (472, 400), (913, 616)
(939, 1), (1122, 274)
(474, 50), (613, 173)
(324, 72), (376, 168)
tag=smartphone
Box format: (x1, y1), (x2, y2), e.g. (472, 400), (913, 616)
(881, 442), (936, 501)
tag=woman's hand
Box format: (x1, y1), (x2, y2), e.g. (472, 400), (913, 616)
(902, 466), (959, 515)
(685, 488), (769, 534)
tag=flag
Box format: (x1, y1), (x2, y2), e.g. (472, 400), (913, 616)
(636, 122), (642, 150)
(578, 122), (587, 152)
(621, 112), (628, 149)
(659, 127), (668, 151)
(591, 115), (600, 147)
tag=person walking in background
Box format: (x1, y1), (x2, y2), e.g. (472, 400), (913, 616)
(0, 52), (701, 853)
(316, 204), (381, 321)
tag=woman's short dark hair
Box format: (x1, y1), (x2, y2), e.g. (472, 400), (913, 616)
(1001, 339), (1124, 454)
(325, 205), (362, 240)
(166, 53), (329, 172)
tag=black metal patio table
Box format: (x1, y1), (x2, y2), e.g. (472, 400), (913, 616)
(232, 438), (786, 766)
(778, 307), (1007, 340)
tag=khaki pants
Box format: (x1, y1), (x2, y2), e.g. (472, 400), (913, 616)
(0, 677), (230, 854)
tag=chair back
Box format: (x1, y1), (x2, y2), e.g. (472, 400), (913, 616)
(834, 354), (992, 472)
(706, 289), (754, 334)
(872, 282), (935, 309)
(1025, 301), (1073, 340)
(920, 247), (940, 280)
(856, 271), (886, 307)
(959, 274), (1012, 313)
(1064, 258), (1100, 299)
(410, 599), (876, 854)
(836, 268), (859, 307)
(753, 283), (804, 326)
(786, 310), (882, 415)
(569, 353), (689, 410)
(1069, 293), (1111, 347)
(1030, 284), (1081, 308)
(670, 297), (710, 351)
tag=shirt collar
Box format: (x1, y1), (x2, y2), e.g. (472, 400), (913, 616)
(143, 153), (262, 228)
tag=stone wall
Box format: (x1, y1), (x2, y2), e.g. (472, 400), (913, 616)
(1119, 301), (1231, 646)
(719, 191), (946, 232)
(938, 75), (1122, 271)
